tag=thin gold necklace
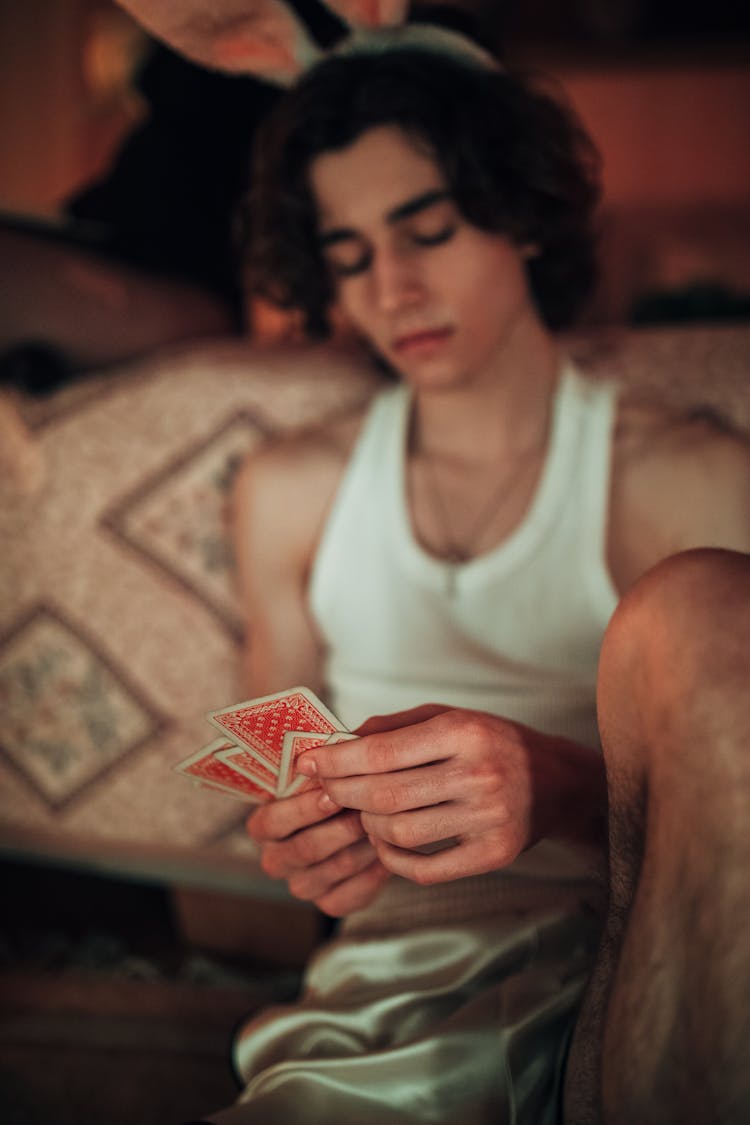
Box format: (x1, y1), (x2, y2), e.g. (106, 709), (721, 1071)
(420, 442), (540, 597)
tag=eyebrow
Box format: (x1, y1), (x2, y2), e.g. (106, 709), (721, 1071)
(319, 189), (450, 247)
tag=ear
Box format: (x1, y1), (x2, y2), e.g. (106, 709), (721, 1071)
(114, 0), (321, 84)
(321, 0), (409, 30)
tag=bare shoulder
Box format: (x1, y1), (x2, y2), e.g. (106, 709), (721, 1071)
(231, 404), (370, 566)
(614, 392), (750, 481)
(234, 406), (367, 503)
(609, 393), (750, 589)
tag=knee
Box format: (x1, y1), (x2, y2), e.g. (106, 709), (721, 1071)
(597, 548), (750, 771)
(601, 547), (750, 691)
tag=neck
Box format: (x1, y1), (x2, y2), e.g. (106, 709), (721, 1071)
(409, 316), (561, 465)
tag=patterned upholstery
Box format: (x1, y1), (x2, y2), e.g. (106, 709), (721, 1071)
(0, 325), (748, 890)
(0, 340), (379, 890)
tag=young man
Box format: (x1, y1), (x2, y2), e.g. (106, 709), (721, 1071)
(220, 41), (750, 1125)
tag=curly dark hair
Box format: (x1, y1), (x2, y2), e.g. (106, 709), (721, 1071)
(245, 46), (602, 336)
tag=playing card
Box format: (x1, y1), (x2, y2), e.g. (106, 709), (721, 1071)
(207, 687), (347, 774)
(173, 738), (274, 804)
(174, 688), (353, 807)
(215, 741), (280, 791)
(279, 729), (358, 797)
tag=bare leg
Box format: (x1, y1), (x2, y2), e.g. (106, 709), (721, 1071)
(565, 548), (750, 1124)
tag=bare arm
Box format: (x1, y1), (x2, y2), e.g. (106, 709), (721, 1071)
(232, 443), (325, 697)
(608, 403), (750, 593)
(114, 0), (320, 82)
(232, 425), (391, 915)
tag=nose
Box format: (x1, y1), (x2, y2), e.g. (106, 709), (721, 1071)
(371, 243), (425, 314)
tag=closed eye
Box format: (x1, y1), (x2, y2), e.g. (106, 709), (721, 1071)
(327, 248), (372, 278)
(320, 232), (372, 279)
(411, 223), (456, 247)
(323, 224), (456, 279)
(404, 197), (459, 248)
(319, 190), (459, 279)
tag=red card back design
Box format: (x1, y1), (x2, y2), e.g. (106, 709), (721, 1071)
(173, 739), (273, 802)
(208, 688), (343, 771)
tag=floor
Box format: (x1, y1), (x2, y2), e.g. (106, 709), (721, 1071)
(0, 858), (305, 1125)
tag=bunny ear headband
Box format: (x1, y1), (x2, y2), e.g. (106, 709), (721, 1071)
(114, 1), (497, 87)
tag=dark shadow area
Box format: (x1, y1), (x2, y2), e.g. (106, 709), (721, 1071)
(0, 857), (302, 1125)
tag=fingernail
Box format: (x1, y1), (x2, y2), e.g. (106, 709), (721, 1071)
(318, 792), (337, 812)
(297, 754), (317, 777)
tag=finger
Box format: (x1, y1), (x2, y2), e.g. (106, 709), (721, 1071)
(261, 809), (365, 878)
(322, 760), (461, 817)
(287, 838), (379, 903)
(355, 704), (450, 737)
(361, 797), (506, 850)
(247, 785), (339, 843)
(361, 803), (478, 850)
(298, 714), (455, 782)
(373, 838), (498, 885)
(316, 860), (391, 918)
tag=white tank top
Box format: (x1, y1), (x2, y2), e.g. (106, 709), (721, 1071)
(309, 362), (619, 751)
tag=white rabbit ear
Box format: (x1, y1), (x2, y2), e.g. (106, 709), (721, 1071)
(321, 0), (410, 30)
(114, 1), (322, 84)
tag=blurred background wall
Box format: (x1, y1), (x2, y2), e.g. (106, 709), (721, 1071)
(0, 0), (147, 215)
(0, 0), (748, 324)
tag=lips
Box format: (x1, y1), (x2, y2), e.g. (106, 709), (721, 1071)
(392, 326), (454, 355)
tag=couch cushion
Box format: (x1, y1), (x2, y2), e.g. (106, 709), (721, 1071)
(0, 340), (378, 890)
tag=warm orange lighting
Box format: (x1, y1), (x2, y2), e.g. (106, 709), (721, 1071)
(81, 7), (148, 108)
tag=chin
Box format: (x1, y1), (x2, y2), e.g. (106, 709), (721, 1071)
(399, 360), (474, 392)
(385, 347), (458, 386)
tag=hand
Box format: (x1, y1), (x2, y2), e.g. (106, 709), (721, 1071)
(246, 786), (390, 917)
(296, 706), (606, 886)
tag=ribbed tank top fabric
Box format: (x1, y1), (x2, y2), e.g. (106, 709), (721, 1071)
(309, 362), (619, 747)
(308, 362), (619, 904)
